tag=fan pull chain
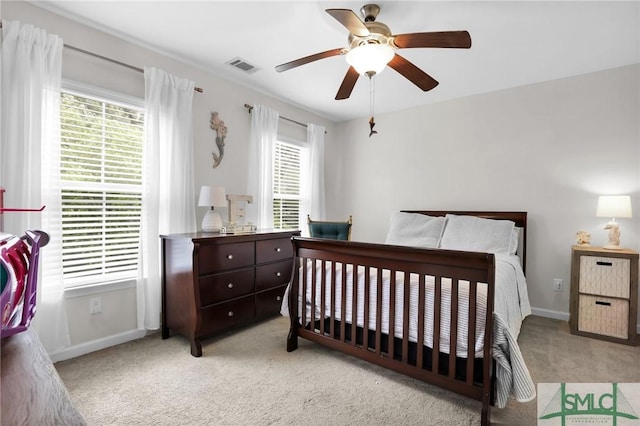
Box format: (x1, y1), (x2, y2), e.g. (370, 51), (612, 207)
(368, 75), (377, 137)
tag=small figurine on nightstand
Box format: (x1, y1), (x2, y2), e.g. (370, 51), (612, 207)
(604, 222), (621, 249)
(575, 230), (591, 246)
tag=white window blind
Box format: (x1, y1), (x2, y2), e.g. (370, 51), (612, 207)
(273, 140), (303, 229)
(60, 91), (144, 287)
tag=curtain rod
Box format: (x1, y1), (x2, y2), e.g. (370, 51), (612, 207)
(0, 21), (203, 93)
(243, 104), (327, 134)
(66, 45), (203, 93)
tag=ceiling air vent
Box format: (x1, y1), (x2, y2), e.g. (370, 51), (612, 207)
(226, 57), (260, 74)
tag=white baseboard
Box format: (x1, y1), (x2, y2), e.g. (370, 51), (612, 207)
(49, 329), (147, 363)
(530, 307), (570, 322)
(530, 306), (640, 334)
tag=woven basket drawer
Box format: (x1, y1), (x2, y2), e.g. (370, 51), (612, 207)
(578, 295), (629, 339)
(579, 256), (630, 298)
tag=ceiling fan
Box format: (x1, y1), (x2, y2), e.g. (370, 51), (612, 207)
(275, 4), (472, 101)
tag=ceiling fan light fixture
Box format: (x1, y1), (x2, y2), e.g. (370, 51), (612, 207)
(345, 43), (394, 76)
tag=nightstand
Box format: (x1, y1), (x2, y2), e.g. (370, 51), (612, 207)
(570, 245), (639, 345)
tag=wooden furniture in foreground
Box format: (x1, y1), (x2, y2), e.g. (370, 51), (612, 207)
(286, 211), (528, 426)
(0, 328), (85, 425)
(570, 245), (638, 345)
(161, 229), (299, 357)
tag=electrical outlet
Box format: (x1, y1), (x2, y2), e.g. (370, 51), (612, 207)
(553, 278), (563, 292)
(89, 297), (102, 314)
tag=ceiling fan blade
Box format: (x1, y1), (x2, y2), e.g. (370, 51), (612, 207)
(393, 31), (471, 49)
(387, 54), (439, 92)
(335, 67), (360, 100)
(325, 9), (370, 37)
(276, 48), (344, 73)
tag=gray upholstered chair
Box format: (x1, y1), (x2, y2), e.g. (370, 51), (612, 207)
(307, 215), (352, 240)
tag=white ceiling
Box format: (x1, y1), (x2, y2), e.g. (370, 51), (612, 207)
(33, 1), (640, 122)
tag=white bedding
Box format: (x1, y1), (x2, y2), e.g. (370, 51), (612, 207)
(280, 253), (535, 408)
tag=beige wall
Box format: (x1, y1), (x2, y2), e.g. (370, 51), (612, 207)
(327, 64), (640, 321)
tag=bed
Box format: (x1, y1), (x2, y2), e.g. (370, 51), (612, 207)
(281, 211), (535, 425)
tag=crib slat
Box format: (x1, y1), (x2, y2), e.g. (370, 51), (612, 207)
(433, 276), (442, 374)
(320, 260), (326, 335)
(300, 258), (307, 332)
(417, 274), (426, 368)
(467, 280), (478, 384)
(363, 266), (370, 350)
(330, 261), (337, 337)
(375, 268), (383, 355)
(402, 272), (410, 363)
(350, 264), (357, 346)
(310, 258), (316, 331)
(340, 262), (347, 343)
(389, 270), (396, 359)
(449, 278), (459, 378)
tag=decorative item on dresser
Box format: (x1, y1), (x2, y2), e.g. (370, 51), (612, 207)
(161, 229), (299, 357)
(570, 245), (639, 345)
(198, 185), (227, 232)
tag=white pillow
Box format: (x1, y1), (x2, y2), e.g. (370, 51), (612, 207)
(384, 212), (446, 248)
(439, 214), (515, 254)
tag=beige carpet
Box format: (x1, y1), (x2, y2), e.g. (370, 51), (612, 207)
(55, 315), (640, 425)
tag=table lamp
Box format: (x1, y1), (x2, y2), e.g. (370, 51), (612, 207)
(198, 186), (226, 232)
(596, 195), (632, 249)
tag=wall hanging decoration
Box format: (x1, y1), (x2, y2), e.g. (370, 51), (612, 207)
(209, 112), (227, 168)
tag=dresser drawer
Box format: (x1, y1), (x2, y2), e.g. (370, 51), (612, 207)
(578, 294), (629, 339)
(256, 285), (287, 318)
(255, 260), (292, 292)
(197, 242), (255, 275)
(579, 256), (630, 298)
(199, 296), (255, 336)
(256, 238), (293, 264)
(199, 268), (254, 306)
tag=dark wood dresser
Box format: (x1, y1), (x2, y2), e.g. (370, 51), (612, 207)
(160, 230), (299, 356)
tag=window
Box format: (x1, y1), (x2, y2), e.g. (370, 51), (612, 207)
(273, 140), (306, 229)
(59, 87), (144, 288)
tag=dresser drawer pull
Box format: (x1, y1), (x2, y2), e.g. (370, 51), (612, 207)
(227, 283), (234, 289)
(276, 296), (282, 301)
(595, 301), (611, 306)
(227, 254), (234, 260)
(276, 272), (282, 277)
(596, 261), (613, 266)
(228, 311), (234, 317)
(275, 247), (282, 252)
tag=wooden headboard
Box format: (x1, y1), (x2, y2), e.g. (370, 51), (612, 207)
(402, 210), (528, 274)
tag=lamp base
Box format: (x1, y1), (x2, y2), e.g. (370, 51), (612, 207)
(202, 209), (223, 233)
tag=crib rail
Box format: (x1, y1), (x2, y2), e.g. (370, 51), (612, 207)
(286, 237), (495, 425)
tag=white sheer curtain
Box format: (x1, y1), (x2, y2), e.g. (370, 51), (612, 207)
(137, 67), (196, 330)
(246, 104), (279, 229)
(0, 20), (70, 353)
(307, 123), (326, 221)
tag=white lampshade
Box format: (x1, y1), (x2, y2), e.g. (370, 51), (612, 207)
(596, 195), (632, 219)
(346, 43), (394, 76)
(198, 186), (226, 232)
(198, 186), (227, 207)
